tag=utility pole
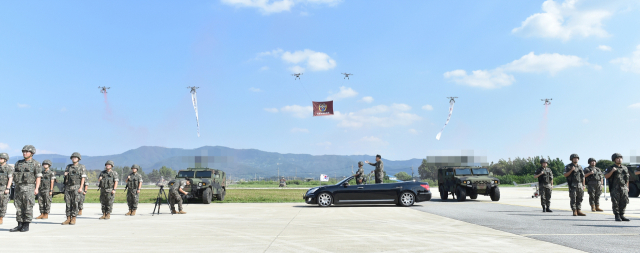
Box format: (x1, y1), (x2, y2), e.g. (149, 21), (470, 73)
(277, 163), (281, 182)
(411, 166), (414, 180)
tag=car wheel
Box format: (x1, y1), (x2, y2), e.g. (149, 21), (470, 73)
(490, 187), (500, 201)
(317, 192), (332, 207)
(456, 186), (466, 202)
(629, 184), (640, 198)
(439, 185), (448, 200)
(203, 188), (212, 204)
(399, 192), (415, 207)
(215, 188), (226, 201)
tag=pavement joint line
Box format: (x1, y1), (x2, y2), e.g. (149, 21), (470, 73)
(263, 210), (300, 253)
(522, 234), (638, 236)
(487, 201), (640, 218)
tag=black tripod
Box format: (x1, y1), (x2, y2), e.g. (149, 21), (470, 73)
(153, 186), (171, 216)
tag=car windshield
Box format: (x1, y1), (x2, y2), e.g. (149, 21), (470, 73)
(195, 171), (212, 178)
(336, 176), (354, 185)
(472, 168), (489, 175)
(455, 169), (472, 175)
(177, 171), (194, 178)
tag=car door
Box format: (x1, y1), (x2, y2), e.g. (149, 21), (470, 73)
(363, 183), (398, 203)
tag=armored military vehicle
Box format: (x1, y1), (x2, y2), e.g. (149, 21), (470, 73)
(438, 167), (500, 202)
(169, 168), (226, 204)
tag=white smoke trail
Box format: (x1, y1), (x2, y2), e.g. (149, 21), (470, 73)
(190, 90), (200, 137)
(435, 100), (455, 140)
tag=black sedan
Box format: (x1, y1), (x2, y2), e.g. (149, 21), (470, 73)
(303, 176), (432, 207)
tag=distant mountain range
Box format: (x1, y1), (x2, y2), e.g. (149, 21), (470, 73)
(9, 146), (423, 180)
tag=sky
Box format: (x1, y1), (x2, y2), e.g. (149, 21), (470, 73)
(1, 0), (640, 163)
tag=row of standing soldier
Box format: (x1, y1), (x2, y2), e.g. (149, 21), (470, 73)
(534, 153), (632, 222)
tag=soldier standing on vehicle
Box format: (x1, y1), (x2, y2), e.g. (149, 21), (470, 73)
(534, 158), (553, 213)
(77, 179), (88, 216)
(10, 145), (42, 232)
(0, 153), (14, 225)
(98, 160), (118, 220)
(169, 178), (191, 214)
(35, 160), (55, 220)
(125, 164), (143, 216)
(353, 162), (365, 185)
(605, 153), (630, 221)
(61, 152), (87, 225)
(563, 154), (586, 216)
(365, 155), (384, 184)
(584, 158), (604, 212)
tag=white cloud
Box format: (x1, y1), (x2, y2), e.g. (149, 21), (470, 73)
(512, 0), (611, 41)
(221, 0), (340, 14)
(422, 105), (433, 111)
(264, 108), (279, 113)
(444, 69), (515, 89)
(249, 87), (263, 92)
(358, 136), (389, 146)
(598, 45), (612, 51)
(360, 96), (374, 103)
(17, 103), (30, 108)
(582, 119), (589, 124)
(256, 48), (284, 58)
(628, 103), (640, 109)
(326, 86), (358, 101)
(281, 104), (313, 118)
(256, 48), (336, 73)
(289, 65), (305, 73)
(291, 128), (309, 133)
(0, 143), (8, 150)
(38, 149), (56, 155)
(331, 104), (421, 128)
(611, 45), (640, 74)
(391, 103), (411, 111)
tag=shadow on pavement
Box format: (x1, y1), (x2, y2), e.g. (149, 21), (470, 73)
(574, 224), (640, 228)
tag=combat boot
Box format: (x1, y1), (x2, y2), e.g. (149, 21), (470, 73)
(576, 210), (586, 216)
(35, 213), (44, 219)
(105, 213), (110, 220)
(99, 213), (105, 220)
(615, 214), (622, 221)
(542, 206), (546, 212)
(43, 213), (49, 219)
(125, 210), (132, 216)
(131, 210), (136, 216)
(178, 210), (186, 214)
(590, 205), (595, 212)
(20, 222), (29, 232)
(546, 207), (552, 213)
(171, 209), (177, 214)
(78, 209), (83, 216)
(620, 213), (630, 221)
(572, 210), (577, 216)
(0, 216), (3, 225)
(61, 216), (71, 225)
(10, 222), (23, 232)
(595, 205), (603, 212)
(70, 216), (76, 225)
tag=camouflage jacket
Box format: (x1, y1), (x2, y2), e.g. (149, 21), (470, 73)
(126, 172), (143, 190)
(99, 170), (119, 191)
(170, 179), (188, 193)
(368, 161), (384, 174)
(583, 166), (603, 184)
(535, 167), (554, 188)
(564, 163), (585, 187)
(64, 164), (87, 187)
(39, 169), (56, 191)
(605, 165), (629, 189)
(354, 167), (365, 182)
(0, 163), (14, 190)
(14, 158), (42, 186)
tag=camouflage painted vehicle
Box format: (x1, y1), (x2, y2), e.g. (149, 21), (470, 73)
(626, 164), (640, 197)
(169, 168), (226, 204)
(437, 167), (500, 202)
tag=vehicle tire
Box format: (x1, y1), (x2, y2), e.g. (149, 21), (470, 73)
(629, 184), (640, 198)
(469, 193), (478, 200)
(215, 188), (226, 201)
(439, 185), (448, 200)
(456, 186), (466, 202)
(490, 187), (501, 201)
(317, 192), (332, 207)
(399, 191), (416, 207)
(203, 188), (212, 204)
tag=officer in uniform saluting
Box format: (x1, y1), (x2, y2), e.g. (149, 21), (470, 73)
(10, 145), (42, 232)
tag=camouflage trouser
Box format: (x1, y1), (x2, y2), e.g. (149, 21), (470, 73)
(587, 182), (602, 206)
(0, 190), (9, 217)
(100, 189), (115, 214)
(611, 186), (629, 215)
(540, 187), (552, 207)
(64, 186), (81, 217)
(375, 172), (383, 184)
(169, 191), (183, 211)
(78, 191), (85, 210)
(127, 189), (139, 210)
(14, 185), (36, 222)
(568, 185), (584, 211)
(37, 189), (52, 213)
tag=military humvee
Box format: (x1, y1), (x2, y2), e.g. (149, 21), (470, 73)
(169, 168), (226, 204)
(438, 167), (500, 202)
(626, 164), (640, 197)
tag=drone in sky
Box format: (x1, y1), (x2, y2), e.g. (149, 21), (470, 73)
(341, 73), (353, 79)
(447, 97), (458, 103)
(541, 98), (552, 105)
(98, 86), (110, 93)
(291, 73), (303, 80)
(187, 86), (199, 94)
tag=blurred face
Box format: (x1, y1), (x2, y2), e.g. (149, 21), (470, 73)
(0, 158), (5, 165)
(571, 157), (579, 164)
(186, 180), (191, 185)
(542, 162), (548, 168)
(71, 157), (79, 163)
(23, 151), (32, 159)
(43, 164), (50, 169)
(615, 157), (623, 165)
(589, 161), (596, 167)
(106, 165), (112, 170)
(376, 157), (381, 162)
(132, 168), (137, 173)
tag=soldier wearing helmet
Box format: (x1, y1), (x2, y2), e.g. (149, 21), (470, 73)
(169, 177), (191, 214)
(35, 160), (56, 220)
(584, 158), (604, 212)
(10, 145), (43, 232)
(534, 158), (553, 213)
(98, 160), (119, 220)
(353, 161), (365, 185)
(125, 164), (143, 216)
(563, 153), (586, 216)
(61, 152), (87, 225)
(0, 153), (14, 226)
(605, 153), (630, 221)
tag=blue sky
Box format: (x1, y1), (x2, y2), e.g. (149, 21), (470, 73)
(1, 0), (640, 163)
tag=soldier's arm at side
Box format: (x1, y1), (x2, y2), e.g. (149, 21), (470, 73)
(50, 177), (54, 192)
(113, 177), (119, 191)
(5, 177), (13, 194)
(137, 178), (142, 193)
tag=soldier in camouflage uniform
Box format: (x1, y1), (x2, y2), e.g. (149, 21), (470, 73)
(366, 154), (384, 184)
(353, 161), (365, 185)
(563, 154), (586, 216)
(0, 153), (14, 225)
(169, 178), (191, 214)
(534, 158), (553, 213)
(61, 152), (87, 225)
(98, 160), (119, 220)
(35, 160), (56, 220)
(584, 158), (604, 212)
(77, 179), (88, 216)
(125, 164), (143, 216)
(605, 153), (630, 221)
(10, 145), (42, 232)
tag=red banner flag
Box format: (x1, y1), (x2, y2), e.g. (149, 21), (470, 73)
(312, 101), (334, 116)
